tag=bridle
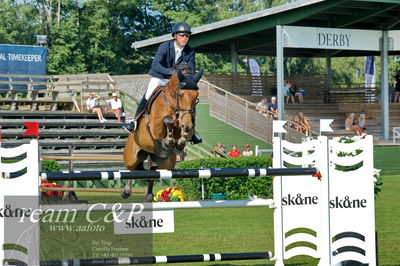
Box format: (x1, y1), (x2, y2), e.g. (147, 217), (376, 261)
(163, 84), (199, 120)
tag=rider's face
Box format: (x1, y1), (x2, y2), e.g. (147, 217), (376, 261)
(174, 32), (190, 48)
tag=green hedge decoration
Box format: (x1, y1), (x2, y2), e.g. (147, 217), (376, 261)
(175, 156), (272, 200)
(41, 160), (61, 172)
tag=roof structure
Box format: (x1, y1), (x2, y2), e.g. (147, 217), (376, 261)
(132, 0), (400, 57)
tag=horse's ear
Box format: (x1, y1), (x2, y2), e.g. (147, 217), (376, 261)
(193, 69), (204, 83)
(177, 70), (185, 82)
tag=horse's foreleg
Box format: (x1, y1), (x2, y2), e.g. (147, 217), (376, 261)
(162, 115), (175, 150)
(176, 124), (192, 150)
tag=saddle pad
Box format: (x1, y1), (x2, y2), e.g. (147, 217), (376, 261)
(135, 86), (163, 120)
(146, 86), (164, 112)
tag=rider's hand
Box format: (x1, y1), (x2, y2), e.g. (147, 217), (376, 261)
(167, 68), (177, 78)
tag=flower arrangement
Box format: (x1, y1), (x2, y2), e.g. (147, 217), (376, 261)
(40, 180), (65, 199)
(154, 187), (187, 202)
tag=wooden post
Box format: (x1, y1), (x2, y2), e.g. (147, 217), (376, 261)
(245, 101), (248, 132)
(225, 92), (229, 123)
(62, 145), (78, 201)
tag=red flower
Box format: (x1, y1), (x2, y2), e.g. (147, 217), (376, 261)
(41, 181), (65, 198)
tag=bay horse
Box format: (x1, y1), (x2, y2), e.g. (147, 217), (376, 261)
(122, 67), (203, 201)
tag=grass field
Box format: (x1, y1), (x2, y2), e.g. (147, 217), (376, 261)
(195, 104), (272, 151)
(41, 154), (400, 265)
(41, 174), (400, 265)
(374, 146), (400, 175)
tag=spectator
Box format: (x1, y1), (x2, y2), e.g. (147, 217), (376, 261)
(298, 112), (312, 136)
(211, 143), (227, 158)
(345, 113), (362, 136)
(393, 70), (400, 103)
(284, 80), (294, 104)
(242, 144), (253, 156)
(291, 115), (303, 133)
(293, 84), (304, 104)
(210, 143), (219, 156)
(106, 93), (122, 122)
(217, 145), (227, 158)
(255, 98), (268, 117)
(227, 145), (241, 157)
(86, 92), (106, 122)
(214, 142), (222, 149)
(357, 113), (367, 135)
(268, 97), (278, 119)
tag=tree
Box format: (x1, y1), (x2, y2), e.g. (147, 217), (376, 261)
(0, 0), (42, 45)
(47, 13), (86, 74)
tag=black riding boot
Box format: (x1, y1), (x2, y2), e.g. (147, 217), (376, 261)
(123, 96), (147, 133)
(189, 108), (202, 144)
(190, 131), (202, 144)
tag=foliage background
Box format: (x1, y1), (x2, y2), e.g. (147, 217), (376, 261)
(1, 0), (399, 84)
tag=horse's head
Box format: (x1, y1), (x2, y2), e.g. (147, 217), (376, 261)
(168, 66), (203, 136)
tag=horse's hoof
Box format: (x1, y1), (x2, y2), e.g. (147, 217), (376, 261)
(162, 141), (174, 150)
(177, 137), (187, 146)
(175, 141), (186, 152)
(144, 194), (154, 202)
(120, 189), (132, 199)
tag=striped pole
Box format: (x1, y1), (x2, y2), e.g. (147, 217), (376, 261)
(39, 199), (274, 212)
(34, 167), (317, 181)
(40, 251), (272, 265)
(40, 187), (145, 193)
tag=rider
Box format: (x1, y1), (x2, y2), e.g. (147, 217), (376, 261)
(124, 22), (202, 144)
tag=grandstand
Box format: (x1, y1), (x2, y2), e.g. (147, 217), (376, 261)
(1, 73), (398, 173)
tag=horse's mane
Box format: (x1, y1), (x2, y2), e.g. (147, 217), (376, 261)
(164, 64), (191, 93)
(164, 63), (199, 96)
(174, 63), (193, 73)
(165, 74), (179, 94)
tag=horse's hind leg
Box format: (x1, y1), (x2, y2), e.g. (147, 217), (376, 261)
(121, 162), (145, 199)
(122, 139), (148, 199)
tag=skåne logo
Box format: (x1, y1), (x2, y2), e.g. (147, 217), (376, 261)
(329, 196), (367, 209)
(281, 193), (318, 206)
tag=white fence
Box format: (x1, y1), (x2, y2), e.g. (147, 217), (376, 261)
(0, 134), (376, 265)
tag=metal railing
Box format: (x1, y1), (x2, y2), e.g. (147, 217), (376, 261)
(199, 79), (307, 144)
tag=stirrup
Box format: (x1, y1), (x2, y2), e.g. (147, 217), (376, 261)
(123, 120), (137, 133)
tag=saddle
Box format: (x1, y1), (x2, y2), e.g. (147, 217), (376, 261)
(134, 86), (163, 120)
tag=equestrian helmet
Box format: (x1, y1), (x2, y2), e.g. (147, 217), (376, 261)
(172, 22), (191, 36)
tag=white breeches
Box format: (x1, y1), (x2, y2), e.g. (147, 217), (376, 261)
(145, 77), (169, 100)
